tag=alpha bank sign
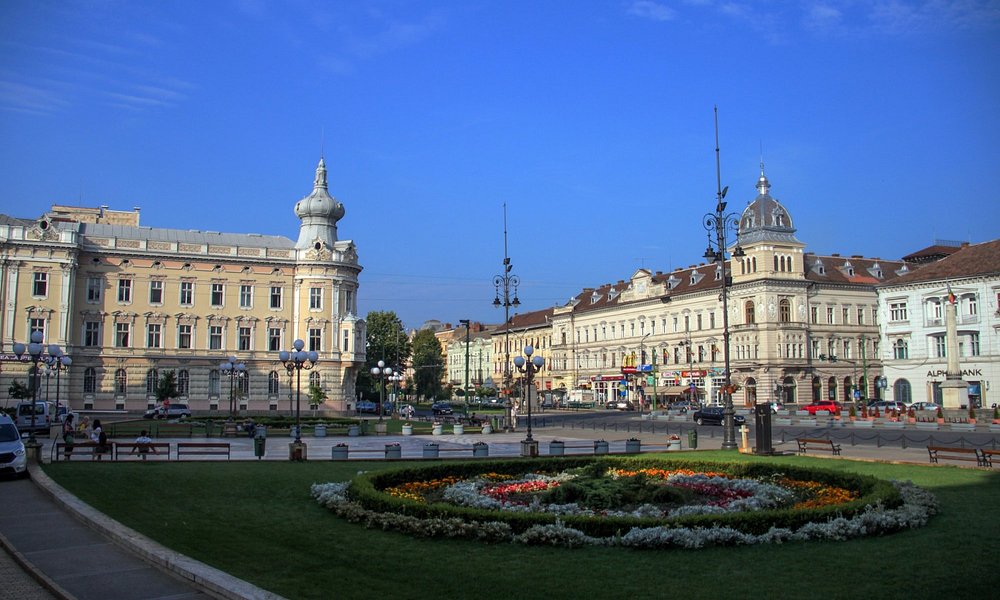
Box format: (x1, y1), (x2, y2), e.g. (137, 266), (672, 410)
(926, 369), (983, 379)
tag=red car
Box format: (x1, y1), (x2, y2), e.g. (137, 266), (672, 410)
(803, 400), (841, 415)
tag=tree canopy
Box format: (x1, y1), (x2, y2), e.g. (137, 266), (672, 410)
(411, 328), (444, 400)
(357, 311), (410, 400)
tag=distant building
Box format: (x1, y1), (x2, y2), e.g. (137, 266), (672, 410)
(878, 239), (1000, 408)
(0, 159), (365, 414)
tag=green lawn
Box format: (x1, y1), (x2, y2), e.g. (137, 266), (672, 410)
(42, 453), (1000, 600)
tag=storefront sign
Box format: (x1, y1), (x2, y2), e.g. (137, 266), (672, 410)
(681, 370), (706, 378)
(926, 369), (982, 378)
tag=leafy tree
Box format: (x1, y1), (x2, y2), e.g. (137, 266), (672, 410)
(8, 379), (32, 400)
(308, 383), (327, 408)
(155, 370), (178, 404)
(411, 328), (444, 400)
(358, 311), (411, 399)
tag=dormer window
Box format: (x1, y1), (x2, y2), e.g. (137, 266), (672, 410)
(590, 292), (600, 304)
(715, 266), (723, 281)
(608, 287), (618, 300)
(690, 271), (704, 285)
(843, 261), (855, 277)
(868, 262), (883, 279)
(666, 275), (680, 290)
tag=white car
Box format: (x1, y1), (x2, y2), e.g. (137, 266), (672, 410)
(143, 403), (192, 419)
(0, 414), (28, 478)
(907, 401), (939, 412)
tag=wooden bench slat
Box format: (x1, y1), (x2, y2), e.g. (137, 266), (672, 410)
(796, 438), (841, 456)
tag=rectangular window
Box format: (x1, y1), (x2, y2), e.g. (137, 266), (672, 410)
(268, 327), (282, 352)
(709, 312), (715, 329)
(889, 302), (908, 322)
(209, 326), (223, 350)
(33, 272), (48, 296)
(309, 328), (321, 352)
(147, 323), (162, 348)
(342, 329), (349, 352)
(149, 280), (163, 304)
(345, 290), (353, 314)
(270, 286), (282, 309)
(238, 326), (251, 351)
(810, 339), (820, 358)
(843, 339), (851, 359)
(118, 278), (132, 303)
(115, 322), (130, 347)
(810, 306), (818, 324)
(826, 307), (834, 324)
(842, 307), (849, 324)
(29, 317), (45, 339)
(970, 333), (980, 356)
(934, 335), (946, 358)
(84, 321), (100, 347)
(857, 308), (865, 325)
(86, 277), (102, 302)
(178, 324), (192, 349)
(211, 283), (224, 307)
(309, 287), (322, 310)
(239, 285), (253, 308)
(696, 314), (703, 330)
(180, 281), (193, 306)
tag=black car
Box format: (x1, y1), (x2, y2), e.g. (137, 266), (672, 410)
(692, 406), (747, 426)
(431, 402), (453, 416)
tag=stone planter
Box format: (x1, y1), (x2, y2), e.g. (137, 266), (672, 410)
(882, 421), (905, 429)
(481, 423), (492, 434)
(989, 423), (1000, 433)
(795, 410), (810, 417)
(625, 439), (641, 454)
(313, 424), (327, 437)
(401, 424), (413, 436)
(594, 440), (610, 455)
(915, 421), (940, 431)
(384, 444), (402, 459)
(949, 423), (976, 432)
(432, 423), (443, 436)
(374, 422), (388, 436)
(347, 425), (360, 437)
(851, 419), (874, 428)
(473, 442), (489, 457)
(331, 445), (349, 460)
(422, 443), (439, 458)
(549, 440), (565, 456)
(666, 438), (682, 451)
(815, 410), (831, 417)
(797, 419), (817, 427)
(453, 423), (464, 436)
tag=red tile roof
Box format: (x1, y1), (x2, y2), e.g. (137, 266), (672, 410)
(881, 239), (1000, 286)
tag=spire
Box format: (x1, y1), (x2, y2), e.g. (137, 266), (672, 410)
(313, 158), (328, 191)
(756, 159), (770, 196)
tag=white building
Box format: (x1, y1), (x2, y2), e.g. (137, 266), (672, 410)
(878, 239), (1000, 408)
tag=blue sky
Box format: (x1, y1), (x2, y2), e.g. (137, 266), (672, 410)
(2, 1), (999, 330)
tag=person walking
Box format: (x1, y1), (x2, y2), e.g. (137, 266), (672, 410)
(90, 419), (109, 460)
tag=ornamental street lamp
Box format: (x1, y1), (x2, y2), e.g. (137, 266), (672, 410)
(493, 205), (520, 431)
(279, 340), (318, 448)
(513, 345), (544, 457)
(702, 106), (745, 451)
(220, 356), (246, 418)
(370, 360), (393, 422)
(45, 347), (72, 423)
(13, 331), (49, 447)
(459, 319), (471, 417)
(389, 371), (404, 416)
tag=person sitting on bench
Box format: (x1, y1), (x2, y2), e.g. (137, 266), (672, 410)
(134, 430), (158, 454)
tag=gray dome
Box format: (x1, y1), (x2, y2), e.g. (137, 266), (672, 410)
(295, 158), (345, 222)
(737, 170), (801, 246)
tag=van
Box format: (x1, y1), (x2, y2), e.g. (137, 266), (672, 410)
(0, 414), (28, 477)
(15, 401), (56, 433)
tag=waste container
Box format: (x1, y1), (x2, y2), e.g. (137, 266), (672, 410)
(314, 423), (327, 437)
(549, 440), (565, 456)
(253, 425), (267, 459)
(332, 444), (349, 460)
(687, 429), (698, 449)
(348, 424), (360, 437)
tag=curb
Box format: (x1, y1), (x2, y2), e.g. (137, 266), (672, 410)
(27, 462), (286, 600)
(0, 526), (78, 600)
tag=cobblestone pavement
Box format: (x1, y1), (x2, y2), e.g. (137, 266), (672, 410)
(0, 547), (57, 600)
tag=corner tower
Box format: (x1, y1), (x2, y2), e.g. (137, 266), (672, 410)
(732, 165), (805, 283)
(295, 158), (345, 251)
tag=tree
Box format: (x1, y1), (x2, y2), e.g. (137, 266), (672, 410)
(8, 379), (32, 401)
(358, 311), (411, 399)
(155, 371), (178, 404)
(308, 383), (327, 408)
(411, 328), (444, 400)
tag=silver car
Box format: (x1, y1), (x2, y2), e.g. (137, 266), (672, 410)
(0, 414), (28, 478)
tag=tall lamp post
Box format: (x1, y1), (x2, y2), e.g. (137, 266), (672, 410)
(389, 371), (404, 415)
(459, 319), (471, 416)
(370, 360), (392, 422)
(702, 106), (745, 451)
(279, 339), (318, 454)
(220, 356), (246, 418)
(493, 204), (520, 431)
(513, 345), (544, 457)
(45, 347), (72, 422)
(13, 331), (49, 448)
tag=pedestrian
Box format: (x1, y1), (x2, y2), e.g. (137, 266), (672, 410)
(62, 414), (75, 460)
(133, 430), (157, 457)
(90, 419), (109, 460)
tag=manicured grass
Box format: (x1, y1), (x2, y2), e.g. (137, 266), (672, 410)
(42, 453), (1000, 600)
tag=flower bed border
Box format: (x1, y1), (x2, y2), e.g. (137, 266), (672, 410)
(319, 457), (919, 541)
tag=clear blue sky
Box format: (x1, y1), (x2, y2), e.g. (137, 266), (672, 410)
(2, 1), (998, 330)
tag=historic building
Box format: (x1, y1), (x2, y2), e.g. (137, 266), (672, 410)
(0, 159), (365, 414)
(445, 321), (494, 393)
(544, 169), (908, 407)
(878, 239), (1000, 408)
(490, 308), (554, 405)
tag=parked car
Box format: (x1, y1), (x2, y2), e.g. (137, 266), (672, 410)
(803, 400), (842, 415)
(692, 406), (747, 426)
(143, 403), (192, 419)
(668, 401), (700, 413)
(606, 399), (634, 411)
(867, 400), (907, 413)
(431, 402), (454, 416)
(907, 401), (940, 412)
(356, 400), (377, 414)
(0, 414), (28, 478)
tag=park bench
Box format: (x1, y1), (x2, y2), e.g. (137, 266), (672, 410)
(176, 442), (231, 460)
(53, 441), (100, 461)
(113, 442), (170, 461)
(796, 438), (842, 456)
(980, 449), (999, 468)
(927, 446), (987, 467)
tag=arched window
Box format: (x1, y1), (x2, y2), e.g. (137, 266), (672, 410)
(268, 371), (279, 395)
(752, 257), (757, 272)
(84, 367), (97, 394)
(774, 255), (779, 272)
(893, 339), (908, 359)
(177, 370), (189, 397)
(812, 376), (822, 402)
(744, 377), (757, 406)
(827, 376), (837, 400)
(238, 372), (249, 396)
(309, 371), (320, 387)
(209, 369), (220, 396)
(893, 379), (912, 403)
(146, 369), (158, 395)
(779, 299), (791, 323)
(745, 300), (756, 324)
(115, 368), (128, 395)
(782, 376), (796, 404)
(843, 376), (853, 403)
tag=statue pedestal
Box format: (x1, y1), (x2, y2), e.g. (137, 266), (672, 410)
(940, 378), (970, 409)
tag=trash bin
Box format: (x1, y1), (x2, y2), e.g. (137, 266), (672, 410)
(594, 440), (609, 455)
(687, 429), (698, 449)
(253, 425), (267, 459)
(348, 424), (360, 437)
(314, 423), (327, 437)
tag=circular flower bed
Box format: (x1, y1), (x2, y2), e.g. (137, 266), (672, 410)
(311, 457), (937, 549)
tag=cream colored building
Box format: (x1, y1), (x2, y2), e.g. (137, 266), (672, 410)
(545, 170), (908, 408)
(0, 159), (365, 415)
